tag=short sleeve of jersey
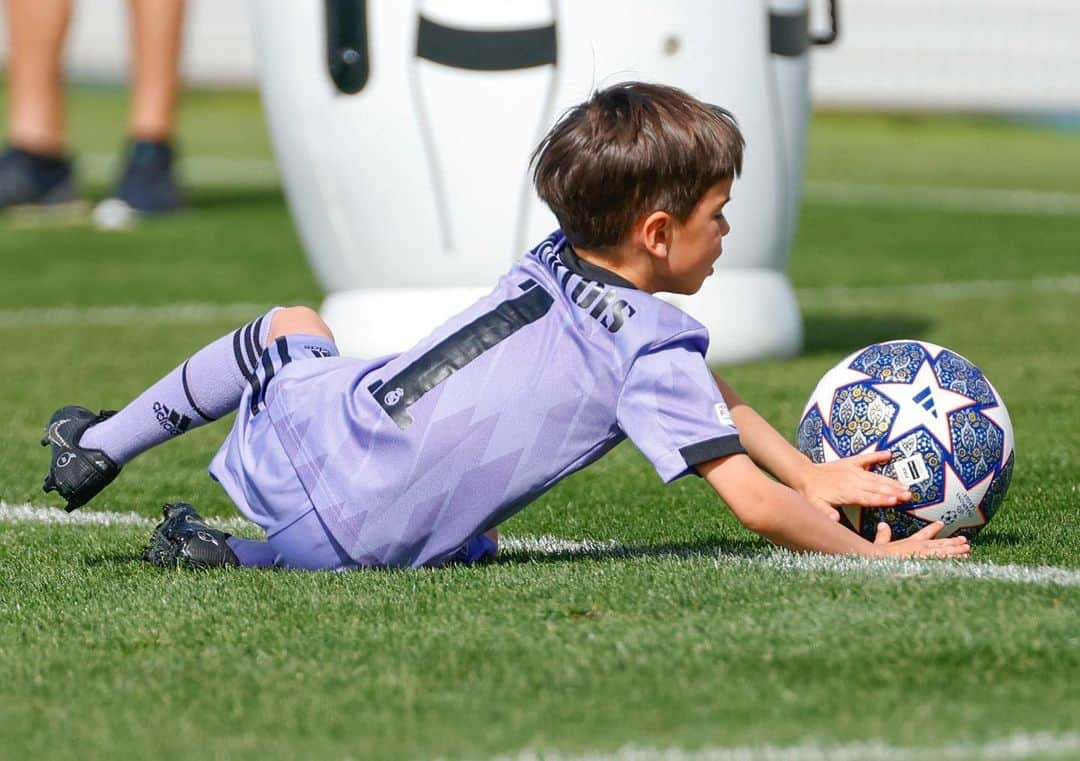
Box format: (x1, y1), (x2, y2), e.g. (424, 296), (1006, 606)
(616, 337), (746, 483)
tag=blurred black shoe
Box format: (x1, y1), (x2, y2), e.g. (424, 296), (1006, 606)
(93, 139), (183, 227)
(143, 503), (240, 570)
(0, 145), (82, 213)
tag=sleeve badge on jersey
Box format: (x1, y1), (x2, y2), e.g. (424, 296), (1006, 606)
(714, 402), (735, 426)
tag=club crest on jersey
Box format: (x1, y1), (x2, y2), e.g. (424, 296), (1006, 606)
(534, 238), (637, 333)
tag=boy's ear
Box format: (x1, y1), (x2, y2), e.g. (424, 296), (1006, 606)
(639, 210), (673, 259)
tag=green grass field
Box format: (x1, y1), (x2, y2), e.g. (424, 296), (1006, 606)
(1, 87), (1078, 761)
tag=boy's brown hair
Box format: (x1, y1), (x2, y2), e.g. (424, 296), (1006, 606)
(531, 81), (744, 250)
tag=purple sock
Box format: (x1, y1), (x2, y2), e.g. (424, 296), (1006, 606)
(227, 537), (279, 568)
(80, 308), (280, 464)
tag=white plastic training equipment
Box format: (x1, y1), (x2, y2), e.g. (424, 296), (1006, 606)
(251, 1), (827, 362)
(796, 340), (1016, 539)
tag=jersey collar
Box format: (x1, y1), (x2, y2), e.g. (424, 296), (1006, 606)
(558, 241), (640, 290)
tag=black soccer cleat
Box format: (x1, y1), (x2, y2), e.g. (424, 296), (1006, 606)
(0, 145), (81, 210)
(41, 405), (122, 512)
(143, 503), (240, 570)
(107, 139), (183, 214)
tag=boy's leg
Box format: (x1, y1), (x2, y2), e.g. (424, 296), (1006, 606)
(77, 307), (280, 461)
(225, 537), (278, 568)
(42, 306), (332, 511)
(260, 508), (354, 571)
(145, 509), (496, 571)
(447, 532), (499, 565)
(137, 306), (336, 565)
(222, 309), (340, 568)
(143, 502), (241, 569)
(141, 503), (294, 570)
(263, 305), (334, 344)
(144, 504), (349, 571)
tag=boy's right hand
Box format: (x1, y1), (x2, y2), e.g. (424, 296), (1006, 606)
(873, 520), (970, 559)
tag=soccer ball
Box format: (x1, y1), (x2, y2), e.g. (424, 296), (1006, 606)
(796, 340), (1015, 539)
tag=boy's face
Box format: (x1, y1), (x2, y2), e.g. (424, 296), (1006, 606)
(663, 177), (733, 294)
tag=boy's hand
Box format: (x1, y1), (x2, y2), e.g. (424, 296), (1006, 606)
(797, 450), (911, 522)
(873, 520), (970, 559)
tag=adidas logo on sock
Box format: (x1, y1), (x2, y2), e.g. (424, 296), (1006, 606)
(152, 401), (191, 436)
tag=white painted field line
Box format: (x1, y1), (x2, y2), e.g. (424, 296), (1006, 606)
(731, 548), (1080, 588)
(484, 731), (1080, 761)
(796, 273), (1080, 310)
(805, 179), (1080, 216)
(4, 504), (1078, 587)
(500, 535), (1080, 587)
(1, 273), (1076, 330)
(0, 302), (270, 328)
(0, 502), (256, 535)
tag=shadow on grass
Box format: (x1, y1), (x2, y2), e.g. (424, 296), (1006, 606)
(83, 538), (768, 571)
(496, 537), (764, 566)
(802, 314), (934, 356)
(971, 530), (1027, 548)
(184, 186), (285, 211)
(83, 552), (146, 568)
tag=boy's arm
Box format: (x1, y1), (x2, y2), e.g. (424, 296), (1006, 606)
(696, 453), (969, 558)
(712, 373), (910, 519)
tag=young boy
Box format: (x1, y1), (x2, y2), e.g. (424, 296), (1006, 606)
(41, 82), (969, 570)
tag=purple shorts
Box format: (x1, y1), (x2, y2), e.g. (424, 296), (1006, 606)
(238, 505), (357, 571)
(209, 333), (338, 537)
(209, 333), (497, 570)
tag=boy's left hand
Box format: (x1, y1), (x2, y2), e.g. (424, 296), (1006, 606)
(796, 450), (911, 522)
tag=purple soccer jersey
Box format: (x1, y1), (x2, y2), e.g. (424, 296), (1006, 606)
(247, 233), (744, 568)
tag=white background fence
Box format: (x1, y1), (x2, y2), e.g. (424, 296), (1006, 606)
(1, 0), (1078, 112)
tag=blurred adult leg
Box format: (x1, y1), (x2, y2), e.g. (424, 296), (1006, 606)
(127, 0), (185, 142)
(0, 0), (80, 211)
(4, 0), (71, 155)
(96, 0), (186, 219)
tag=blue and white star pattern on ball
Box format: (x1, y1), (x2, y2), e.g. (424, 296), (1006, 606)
(796, 340), (1015, 539)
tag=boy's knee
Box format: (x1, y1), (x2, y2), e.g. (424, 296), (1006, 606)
(267, 305), (334, 343)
